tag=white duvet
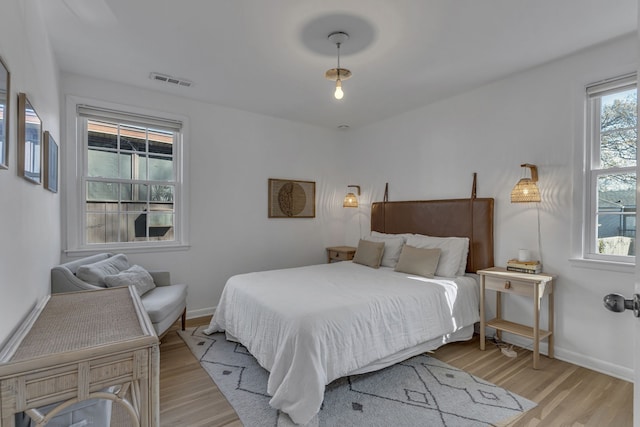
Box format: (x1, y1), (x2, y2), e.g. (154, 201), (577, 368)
(204, 261), (479, 425)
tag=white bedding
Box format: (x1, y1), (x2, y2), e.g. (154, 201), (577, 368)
(204, 261), (479, 425)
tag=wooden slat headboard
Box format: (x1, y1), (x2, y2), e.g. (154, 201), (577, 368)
(371, 198), (494, 273)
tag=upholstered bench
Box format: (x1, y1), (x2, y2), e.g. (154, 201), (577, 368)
(51, 253), (187, 337)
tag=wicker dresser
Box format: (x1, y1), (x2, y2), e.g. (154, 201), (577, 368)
(0, 287), (159, 427)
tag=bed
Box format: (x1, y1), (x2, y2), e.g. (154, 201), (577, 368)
(205, 197), (494, 425)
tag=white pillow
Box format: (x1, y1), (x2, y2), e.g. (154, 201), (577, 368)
(104, 265), (156, 296)
(363, 234), (405, 268)
(371, 231), (413, 244)
(76, 254), (130, 286)
(406, 234), (469, 277)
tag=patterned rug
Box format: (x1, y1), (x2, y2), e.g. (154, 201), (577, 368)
(178, 327), (536, 427)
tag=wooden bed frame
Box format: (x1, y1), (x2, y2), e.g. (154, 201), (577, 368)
(371, 198), (495, 273)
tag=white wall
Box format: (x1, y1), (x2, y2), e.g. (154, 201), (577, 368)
(0, 0), (61, 346)
(343, 34), (638, 380)
(60, 73), (348, 318)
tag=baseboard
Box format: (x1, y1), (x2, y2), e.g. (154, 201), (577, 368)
(186, 306), (215, 320)
(494, 332), (633, 382)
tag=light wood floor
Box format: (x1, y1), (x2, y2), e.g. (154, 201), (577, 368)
(156, 317), (633, 427)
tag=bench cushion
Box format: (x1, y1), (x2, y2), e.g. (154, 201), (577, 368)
(141, 283), (187, 324)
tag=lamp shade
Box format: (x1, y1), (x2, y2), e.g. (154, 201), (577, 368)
(511, 178), (541, 203)
(343, 192), (358, 208)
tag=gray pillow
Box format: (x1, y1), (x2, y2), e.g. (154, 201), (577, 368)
(76, 254), (130, 286)
(104, 265), (156, 296)
(363, 234), (405, 268)
(394, 245), (442, 278)
(352, 239), (385, 269)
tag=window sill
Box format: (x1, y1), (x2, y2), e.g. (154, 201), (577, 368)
(65, 243), (191, 257)
(569, 257), (636, 274)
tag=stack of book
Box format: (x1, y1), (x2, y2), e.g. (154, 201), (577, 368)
(506, 259), (542, 274)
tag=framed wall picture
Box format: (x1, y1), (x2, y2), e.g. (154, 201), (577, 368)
(0, 57), (10, 169)
(268, 178), (316, 218)
(43, 131), (58, 193)
(17, 93), (42, 184)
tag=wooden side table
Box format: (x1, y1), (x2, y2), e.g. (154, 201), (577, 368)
(0, 287), (159, 427)
(477, 267), (556, 369)
(326, 246), (356, 263)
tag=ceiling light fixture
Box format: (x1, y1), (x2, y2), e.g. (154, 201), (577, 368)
(325, 32), (352, 100)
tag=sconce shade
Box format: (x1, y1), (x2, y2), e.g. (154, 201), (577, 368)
(343, 184), (361, 208)
(343, 192), (358, 208)
(511, 179), (541, 202)
(511, 163), (541, 203)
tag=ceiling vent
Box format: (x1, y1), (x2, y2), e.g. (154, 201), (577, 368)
(149, 72), (193, 88)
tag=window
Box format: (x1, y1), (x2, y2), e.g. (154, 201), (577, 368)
(585, 74), (636, 263)
(71, 104), (185, 250)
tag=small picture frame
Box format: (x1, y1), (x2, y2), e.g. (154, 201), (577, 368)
(43, 131), (58, 193)
(17, 93), (42, 184)
(0, 57), (10, 169)
(268, 178), (316, 218)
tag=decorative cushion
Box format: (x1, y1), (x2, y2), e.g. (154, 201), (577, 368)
(406, 234), (469, 277)
(76, 254), (130, 286)
(363, 234), (405, 268)
(352, 239), (385, 269)
(104, 265), (156, 296)
(394, 245), (441, 278)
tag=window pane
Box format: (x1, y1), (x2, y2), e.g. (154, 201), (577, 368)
(87, 120), (118, 150)
(131, 183), (149, 202)
(150, 185), (174, 202)
(149, 128), (173, 156)
(87, 181), (118, 201)
(597, 173), (636, 210)
(596, 214), (635, 256)
(596, 173), (636, 256)
(149, 156), (173, 181)
(86, 212), (120, 244)
(600, 89), (637, 168)
(88, 150), (115, 178)
(120, 124), (147, 152)
(87, 150), (132, 179)
(120, 183), (133, 202)
(601, 128), (636, 168)
(132, 211), (174, 241)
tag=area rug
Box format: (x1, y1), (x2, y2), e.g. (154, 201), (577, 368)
(178, 327), (536, 427)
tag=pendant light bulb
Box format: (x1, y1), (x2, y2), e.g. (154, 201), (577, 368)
(334, 79), (344, 100)
(325, 32), (351, 100)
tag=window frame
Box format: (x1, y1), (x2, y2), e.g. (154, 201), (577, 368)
(64, 96), (189, 254)
(583, 73), (637, 265)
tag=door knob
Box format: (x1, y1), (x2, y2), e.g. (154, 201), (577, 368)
(603, 293), (640, 317)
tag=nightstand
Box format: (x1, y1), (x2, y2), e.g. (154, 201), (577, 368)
(326, 246), (356, 263)
(477, 267), (556, 369)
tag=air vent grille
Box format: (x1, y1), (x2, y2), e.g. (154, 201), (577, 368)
(149, 72), (193, 88)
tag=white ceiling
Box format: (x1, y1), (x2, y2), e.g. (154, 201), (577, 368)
(40, 0), (637, 129)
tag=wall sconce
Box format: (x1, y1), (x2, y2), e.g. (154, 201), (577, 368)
(343, 185), (361, 208)
(511, 164), (541, 203)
